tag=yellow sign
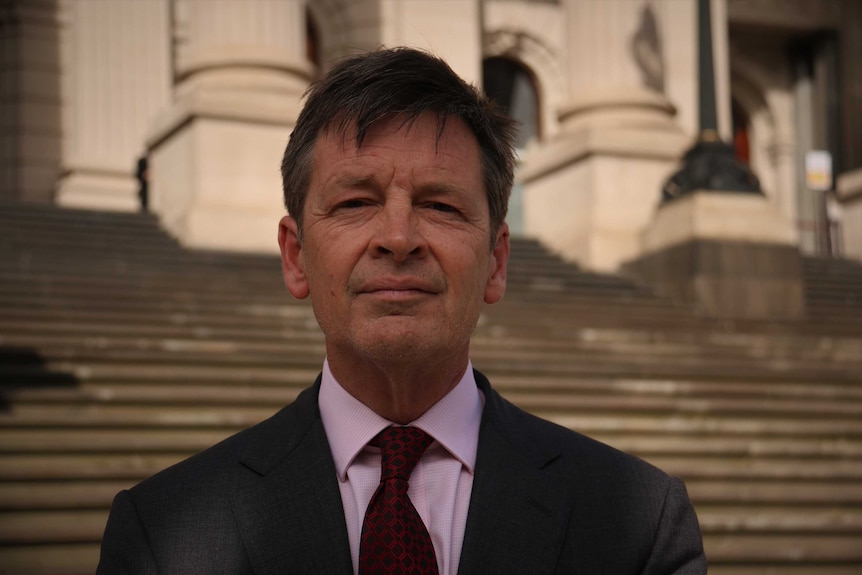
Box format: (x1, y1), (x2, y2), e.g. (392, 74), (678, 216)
(805, 150), (833, 191)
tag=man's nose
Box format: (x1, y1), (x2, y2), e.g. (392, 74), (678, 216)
(369, 201), (427, 261)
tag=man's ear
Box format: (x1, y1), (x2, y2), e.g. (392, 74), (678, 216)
(484, 222), (510, 304)
(278, 215), (309, 299)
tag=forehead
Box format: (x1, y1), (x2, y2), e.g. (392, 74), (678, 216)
(311, 113), (482, 182)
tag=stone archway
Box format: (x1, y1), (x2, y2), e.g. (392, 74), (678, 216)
(483, 28), (564, 142)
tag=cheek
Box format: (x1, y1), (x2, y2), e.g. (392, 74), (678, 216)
(307, 250), (352, 299)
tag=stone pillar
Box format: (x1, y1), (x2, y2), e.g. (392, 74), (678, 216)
(837, 168), (862, 260)
(0, 0), (62, 204)
(379, 0), (482, 84)
(55, 0), (171, 211)
(147, 0), (312, 253)
(520, 0), (692, 271)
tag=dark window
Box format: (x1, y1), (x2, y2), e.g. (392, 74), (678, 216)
(483, 57), (540, 149)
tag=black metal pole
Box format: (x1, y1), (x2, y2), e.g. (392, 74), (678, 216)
(697, 0), (718, 137)
(661, 0), (762, 201)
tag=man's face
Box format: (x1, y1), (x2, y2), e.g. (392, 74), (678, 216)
(278, 113), (509, 371)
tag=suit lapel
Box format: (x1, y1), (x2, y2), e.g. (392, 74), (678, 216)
(457, 373), (574, 575)
(232, 380), (353, 575)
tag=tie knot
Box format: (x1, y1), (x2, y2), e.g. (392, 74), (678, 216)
(372, 426), (433, 481)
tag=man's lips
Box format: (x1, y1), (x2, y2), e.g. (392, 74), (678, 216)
(355, 277), (442, 295)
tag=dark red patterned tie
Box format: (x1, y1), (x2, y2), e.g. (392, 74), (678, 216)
(359, 426), (439, 575)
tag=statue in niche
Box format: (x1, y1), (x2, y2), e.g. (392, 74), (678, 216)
(630, 1), (665, 93)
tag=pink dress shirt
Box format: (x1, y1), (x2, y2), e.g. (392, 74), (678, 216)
(318, 359), (484, 575)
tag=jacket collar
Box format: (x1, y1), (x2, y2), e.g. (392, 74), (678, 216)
(457, 371), (573, 575)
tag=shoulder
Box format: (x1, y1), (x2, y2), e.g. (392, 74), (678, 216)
(475, 372), (705, 572)
(477, 370), (673, 491)
(128, 381), (320, 502)
(98, 382), (327, 573)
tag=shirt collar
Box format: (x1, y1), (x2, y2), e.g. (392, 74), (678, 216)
(318, 358), (484, 481)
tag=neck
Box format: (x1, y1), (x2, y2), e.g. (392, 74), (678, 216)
(326, 349), (469, 424)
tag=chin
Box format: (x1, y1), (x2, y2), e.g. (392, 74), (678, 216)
(355, 331), (429, 362)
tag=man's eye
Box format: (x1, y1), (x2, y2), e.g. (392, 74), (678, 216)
(338, 199), (369, 209)
(429, 202), (457, 213)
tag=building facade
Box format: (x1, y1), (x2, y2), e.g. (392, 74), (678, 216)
(3, 0), (862, 268)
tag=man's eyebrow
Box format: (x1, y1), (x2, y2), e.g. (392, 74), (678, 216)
(333, 174), (377, 189)
(416, 181), (467, 196)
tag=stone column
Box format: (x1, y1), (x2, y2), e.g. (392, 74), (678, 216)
(379, 0), (482, 84)
(520, 0), (692, 271)
(55, 0), (171, 211)
(0, 0), (62, 204)
(147, 0), (312, 253)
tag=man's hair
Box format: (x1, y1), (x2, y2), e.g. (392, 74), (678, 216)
(280, 47), (517, 244)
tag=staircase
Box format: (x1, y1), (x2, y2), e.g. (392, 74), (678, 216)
(1, 202), (861, 574)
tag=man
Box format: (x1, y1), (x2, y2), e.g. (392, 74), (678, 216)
(98, 48), (706, 574)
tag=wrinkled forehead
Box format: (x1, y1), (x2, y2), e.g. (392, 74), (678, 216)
(312, 113), (481, 174)
(318, 111), (463, 153)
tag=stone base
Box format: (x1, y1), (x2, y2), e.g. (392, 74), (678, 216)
(145, 67), (305, 254)
(628, 190), (803, 320)
(149, 115), (290, 254)
(641, 190), (795, 254)
(55, 171), (139, 212)
(837, 167), (862, 260)
(520, 126), (689, 272)
(625, 240), (805, 320)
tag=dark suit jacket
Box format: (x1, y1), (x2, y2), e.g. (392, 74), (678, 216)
(97, 371), (706, 574)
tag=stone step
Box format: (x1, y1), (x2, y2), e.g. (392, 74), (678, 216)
(697, 506), (862, 534)
(3, 243), (640, 290)
(4, 451), (861, 484)
(4, 298), (860, 350)
(0, 405), (277, 428)
(0, 542), (100, 575)
(2, 384), (305, 408)
(0, 295), (682, 328)
(3, 477), (861, 512)
(4, 376), (861, 419)
(702, 533), (862, 563)
(0, 542), (858, 575)
(5, 363), (862, 402)
(0, 284), (684, 319)
(507, 389), (862, 416)
(6, 311), (862, 365)
(7, 335), (862, 378)
(0, 480), (134, 510)
(0, 454), (189, 481)
(600, 435), (862, 458)
(0, 251), (677, 289)
(709, 566), (862, 575)
(0, 509), (108, 544)
(686, 479), (862, 505)
(8, 360), (857, 393)
(0, 316), (323, 342)
(4, 337), (861, 385)
(3, 505), (860, 547)
(493, 374), (862, 401)
(4, 409), (861, 445)
(0, 429), (236, 453)
(3, 428), (859, 460)
(645, 456), (862, 481)
(539, 413), (862, 439)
